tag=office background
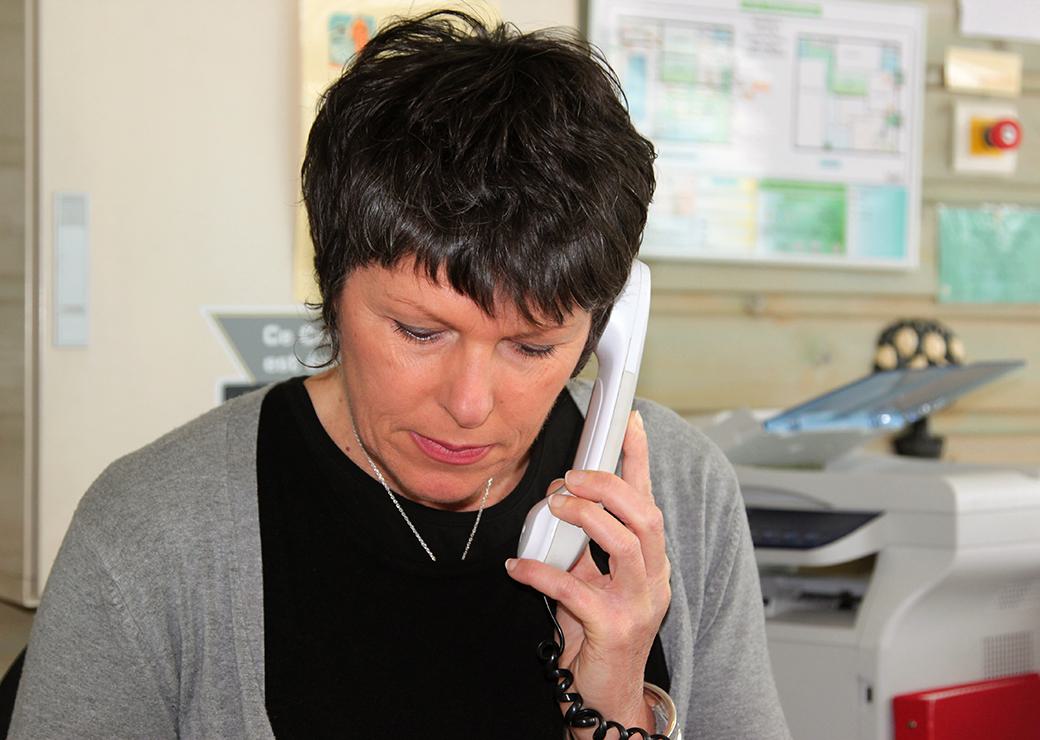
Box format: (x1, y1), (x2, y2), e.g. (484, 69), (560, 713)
(1, 0), (1038, 671)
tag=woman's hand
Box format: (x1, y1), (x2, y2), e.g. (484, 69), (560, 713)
(505, 410), (672, 736)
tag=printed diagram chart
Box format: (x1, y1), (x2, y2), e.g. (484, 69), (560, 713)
(621, 19), (737, 144)
(795, 36), (905, 154)
(590, 0), (925, 268)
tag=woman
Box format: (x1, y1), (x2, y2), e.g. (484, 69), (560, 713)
(10, 11), (788, 739)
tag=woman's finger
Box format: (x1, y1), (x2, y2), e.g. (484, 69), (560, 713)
(504, 556), (601, 625)
(558, 469), (669, 581)
(621, 410), (652, 499)
(546, 493), (647, 585)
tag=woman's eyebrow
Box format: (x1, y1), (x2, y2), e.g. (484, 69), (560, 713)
(380, 293), (441, 317)
(510, 319), (585, 341)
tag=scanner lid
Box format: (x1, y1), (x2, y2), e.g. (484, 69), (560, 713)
(763, 360), (1024, 433)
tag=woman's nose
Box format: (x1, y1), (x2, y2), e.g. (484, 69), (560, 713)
(441, 346), (495, 429)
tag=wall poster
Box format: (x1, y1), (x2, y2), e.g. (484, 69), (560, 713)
(588, 0), (926, 268)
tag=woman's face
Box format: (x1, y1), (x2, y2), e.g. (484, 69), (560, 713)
(336, 258), (592, 510)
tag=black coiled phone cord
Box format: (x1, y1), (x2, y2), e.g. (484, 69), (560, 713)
(539, 596), (669, 740)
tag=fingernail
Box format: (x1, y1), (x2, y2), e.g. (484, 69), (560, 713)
(564, 470), (586, 487)
(547, 493), (564, 512)
(504, 558), (517, 572)
(635, 409), (645, 428)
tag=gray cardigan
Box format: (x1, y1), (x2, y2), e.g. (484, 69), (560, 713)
(10, 382), (789, 739)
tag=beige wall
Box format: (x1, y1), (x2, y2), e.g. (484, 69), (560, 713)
(33, 0), (300, 595)
(13, 0), (1040, 598)
(500, 0), (577, 30)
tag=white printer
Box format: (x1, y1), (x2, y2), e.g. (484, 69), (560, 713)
(699, 362), (1040, 740)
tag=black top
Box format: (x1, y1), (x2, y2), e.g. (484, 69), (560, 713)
(257, 377), (669, 738)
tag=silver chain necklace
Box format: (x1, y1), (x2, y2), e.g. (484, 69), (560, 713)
(348, 418), (493, 562)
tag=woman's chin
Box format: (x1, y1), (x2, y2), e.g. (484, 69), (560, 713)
(388, 448), (528, 511)
(396, 473), (499, 512)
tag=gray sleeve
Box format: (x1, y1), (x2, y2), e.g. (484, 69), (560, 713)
(9, 516), (177, 739)
(629, 391), (789, 740)
(685, 490), (791, 739)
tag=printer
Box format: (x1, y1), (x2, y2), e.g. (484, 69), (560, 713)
(698, 361), (1040, 740)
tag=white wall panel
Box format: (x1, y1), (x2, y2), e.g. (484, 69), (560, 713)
(35, 0), (298, 593)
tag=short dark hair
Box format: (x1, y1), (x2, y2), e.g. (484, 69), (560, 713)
(301, 10), (656, 372)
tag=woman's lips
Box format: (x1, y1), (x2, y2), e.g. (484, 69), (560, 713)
(410, 432), (492, 465)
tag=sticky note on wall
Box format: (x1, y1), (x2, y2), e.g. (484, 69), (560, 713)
(945, 47), (1022, 97)
(939, 205), (1040, 303)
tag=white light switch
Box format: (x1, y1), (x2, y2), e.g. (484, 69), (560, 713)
(54, 192), (90, 347)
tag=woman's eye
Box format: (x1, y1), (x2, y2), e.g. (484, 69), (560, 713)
(515, 343), (557, 359)
(393, 322), (441, 343)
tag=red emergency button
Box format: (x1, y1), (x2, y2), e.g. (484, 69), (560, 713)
(985, 119), (1022, 150)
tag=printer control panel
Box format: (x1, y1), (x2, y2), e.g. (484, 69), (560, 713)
(747, 507), (881, 549)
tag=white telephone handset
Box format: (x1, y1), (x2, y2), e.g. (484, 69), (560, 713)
(516, 260), (651, 570)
